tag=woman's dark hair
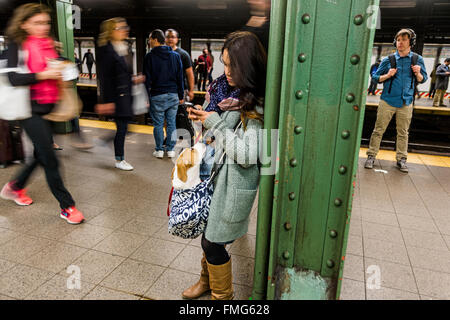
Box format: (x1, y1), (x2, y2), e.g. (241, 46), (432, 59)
(150, 29), (166, 45)
(221, 31), (267, 124)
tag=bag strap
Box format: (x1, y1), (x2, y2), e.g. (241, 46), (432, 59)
(388, 54), (396, 94)
(208, 120), (243, 185)
(410, 52), (419, 89)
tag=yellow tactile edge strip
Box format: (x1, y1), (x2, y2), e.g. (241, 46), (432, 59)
(79, 119), (450, 168)
(359, 148), (450, 168)
(79, 118), (154, 135)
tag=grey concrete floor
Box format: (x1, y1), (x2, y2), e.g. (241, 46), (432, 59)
(0, 126), (449, 300)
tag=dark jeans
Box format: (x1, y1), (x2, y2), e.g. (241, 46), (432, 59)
(114, 117), (130, 160)
(201, 233), (231, 265)
(87, 63), (93, 79)
(208, 68), (213, 85)
(14, 114), (75, 209)
(198, 71), (208, 91)
(102, 117), (131, 161)
(428, 82), (436, 98)
(368, 78), (377, 95)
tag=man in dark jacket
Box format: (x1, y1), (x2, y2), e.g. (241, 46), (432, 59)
(82, 49), (96, 79)
(433, 58), (450, 107)
(144, 29), (184, 159)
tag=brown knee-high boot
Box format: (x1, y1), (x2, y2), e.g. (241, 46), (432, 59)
(207, 258), (234, 300)
(182, 253), (210, 299)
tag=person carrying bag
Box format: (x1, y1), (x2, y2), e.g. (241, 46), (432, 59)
(0, 3), (85, 225)
(181, 31), (267, 301)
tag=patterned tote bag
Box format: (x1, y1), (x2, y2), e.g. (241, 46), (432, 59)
(168, 121), (242, 239)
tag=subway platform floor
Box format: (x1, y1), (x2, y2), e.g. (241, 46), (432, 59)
(0, 121), (449, 300)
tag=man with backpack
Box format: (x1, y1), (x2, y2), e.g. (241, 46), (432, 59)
(364, 29), (427, 173)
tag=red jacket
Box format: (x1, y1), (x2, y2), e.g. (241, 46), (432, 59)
(197, 54), (212, 73)
(23, 36), (59, 104)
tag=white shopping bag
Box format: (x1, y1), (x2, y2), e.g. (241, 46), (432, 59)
(132, 83), (149, 115)
(0, 52), (32, 121)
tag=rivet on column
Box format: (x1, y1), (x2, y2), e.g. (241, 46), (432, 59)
(341, 130), (350, 139)
(353, 15), (364, 25)
(302, 14), (311, 24)
(350, 55), (360, 65)
(334, 198), (342, 207)
(298, 53), (306, 63)
(290, 159), (298, 167)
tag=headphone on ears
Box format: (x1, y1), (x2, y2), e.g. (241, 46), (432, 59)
(393, 28), (416, 48)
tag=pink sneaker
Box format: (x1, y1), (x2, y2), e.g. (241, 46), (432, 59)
(0, 182), (33, 206)
(60, 206), (85, 225)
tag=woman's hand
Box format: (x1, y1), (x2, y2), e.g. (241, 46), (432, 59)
(132, 74), (146, 85)
(36, 68), (62, 81)
(187, 107), (215, 124)
(95, 103), (116, 115)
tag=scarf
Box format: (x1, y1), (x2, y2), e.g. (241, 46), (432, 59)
(204, 74), (241, 114)
(23, 36), (59, 104)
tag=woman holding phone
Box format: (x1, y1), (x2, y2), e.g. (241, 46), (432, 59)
(183, 31), (267, 300)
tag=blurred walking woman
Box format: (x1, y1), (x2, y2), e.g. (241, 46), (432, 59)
(96, 17), (140, 171)
(184, 31), (267, 300)
(0, 3), (84, 224)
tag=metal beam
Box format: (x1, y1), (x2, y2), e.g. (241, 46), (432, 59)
(259, 0), (378, 300)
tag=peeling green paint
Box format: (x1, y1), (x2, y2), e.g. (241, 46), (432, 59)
(280, 268), (331, 300)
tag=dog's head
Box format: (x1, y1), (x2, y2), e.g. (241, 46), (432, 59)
(171, 143), (206, 189)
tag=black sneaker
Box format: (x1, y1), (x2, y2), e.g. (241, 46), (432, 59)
(364, 156), (375, 169)
(397, 158), (408, 173)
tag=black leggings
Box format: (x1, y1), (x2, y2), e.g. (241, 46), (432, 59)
(14, 114), (75, 209)
(201, 233), (230, 265)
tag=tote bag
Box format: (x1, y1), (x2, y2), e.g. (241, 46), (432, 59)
(167, 121), (243, 239)
(43, 84), (81, 122)
(0, 50), (32, 121)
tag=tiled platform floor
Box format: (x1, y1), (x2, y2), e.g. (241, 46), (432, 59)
(0, 126), (449, 300)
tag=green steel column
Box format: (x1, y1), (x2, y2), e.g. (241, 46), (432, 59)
(251, 0), (287, 301)
(53, 0), (75, 133)
(259, 0), (378, 300)
(55, 0), (75, 62)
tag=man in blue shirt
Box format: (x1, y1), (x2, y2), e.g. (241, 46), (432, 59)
(365, 29), (428, 173)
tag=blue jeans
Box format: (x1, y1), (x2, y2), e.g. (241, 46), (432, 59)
(150, 93), (179, 151)
(200, 142), (215, 181)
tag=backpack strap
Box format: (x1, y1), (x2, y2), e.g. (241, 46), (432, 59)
(388, 54), (396, 94)
(410, 52), (419, 89)
(388, 53), (397, 93)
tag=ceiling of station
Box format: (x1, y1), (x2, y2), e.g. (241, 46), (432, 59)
(0, 0), (449, 43)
